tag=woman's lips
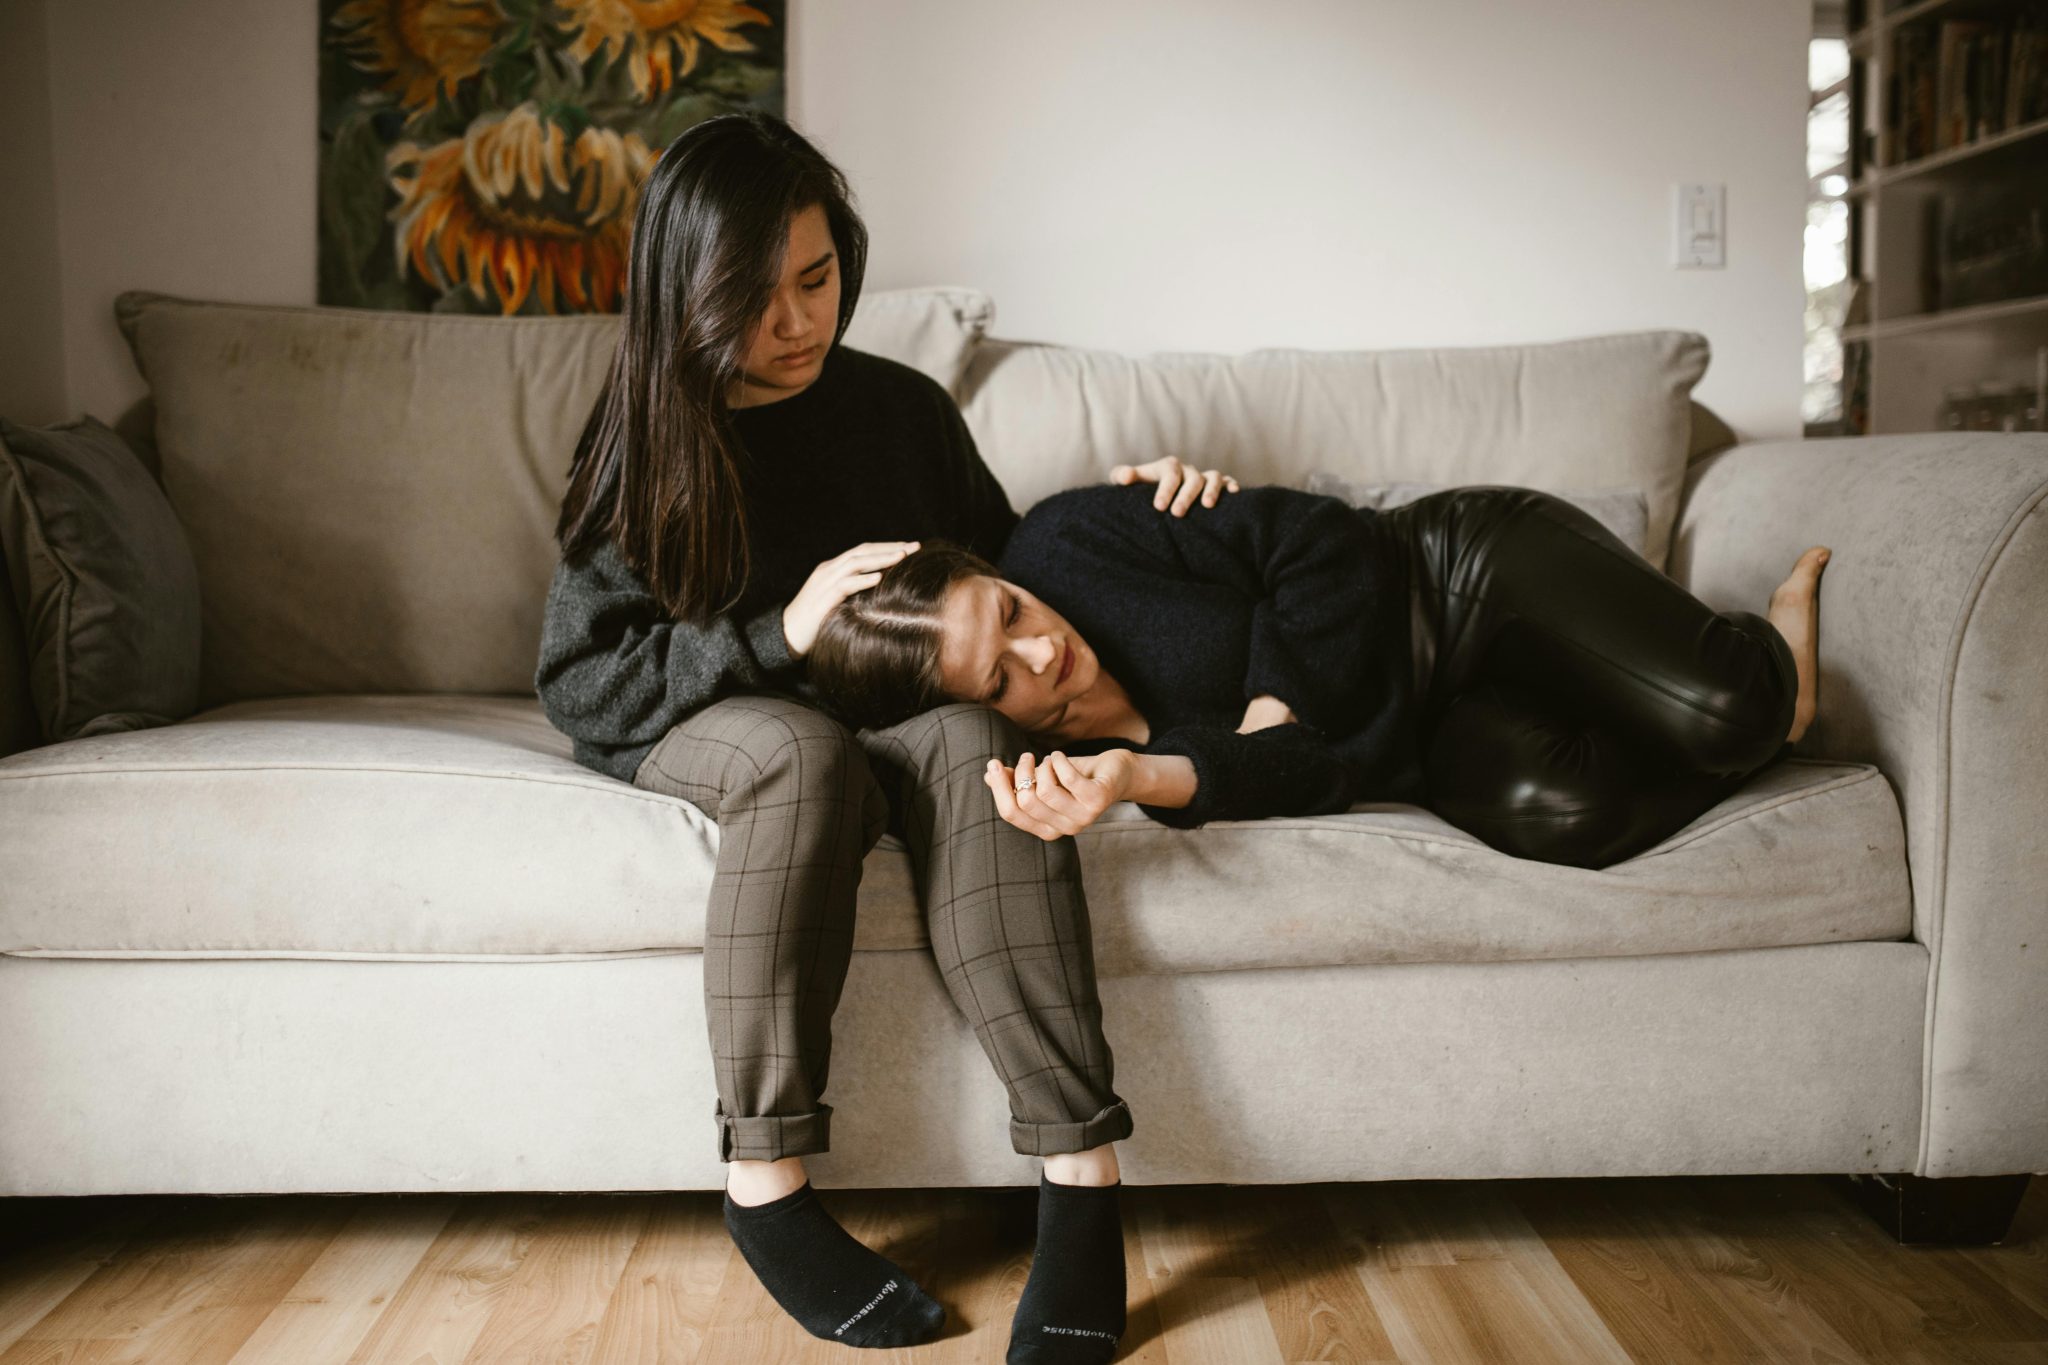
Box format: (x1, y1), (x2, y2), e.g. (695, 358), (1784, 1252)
(774, 345), (818, 366)
(1055, 642), (1074, 686)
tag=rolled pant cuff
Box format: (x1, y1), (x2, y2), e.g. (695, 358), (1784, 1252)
(1009, 1099), (1135, 1156)
(716, 1100), (833, 1163)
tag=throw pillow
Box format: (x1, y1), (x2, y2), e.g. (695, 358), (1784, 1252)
(1302, 470), (1652, 561)
(0, 414), (201, 741)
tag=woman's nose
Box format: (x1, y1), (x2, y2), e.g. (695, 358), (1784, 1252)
(773, 292), (811, 338)
(1018, 636), (1057, 673)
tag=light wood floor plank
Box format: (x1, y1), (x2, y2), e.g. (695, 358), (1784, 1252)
(587, 1195), (734, 1365)
(1152, 1276), (1285, 1365)
(1513, 1177), (1780, 1364)
(0, 1205), (156, 1354)
(460, 1193), (648, 1365)
(343, 1193), (559, 1365)
(0, 1176), (2038, 1364)
(1595, 1176), (1874, 1364)
(225, 1197), (455, 1365)
(0, 1196), (352, 1365)
(1246, 1186), (1400, 1362)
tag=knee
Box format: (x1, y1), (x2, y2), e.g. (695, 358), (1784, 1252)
(1666, 611), (1798, 775)
(721, 696), (875, 802)
(1425, 686), (1637, 867)
(891, 701), (1028, 781)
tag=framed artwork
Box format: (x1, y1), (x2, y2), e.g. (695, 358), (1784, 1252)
(316, 0), (785, 315)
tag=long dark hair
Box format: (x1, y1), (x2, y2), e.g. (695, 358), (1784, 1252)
(552, 111), (869, 621)
(805, 541), (998, 731)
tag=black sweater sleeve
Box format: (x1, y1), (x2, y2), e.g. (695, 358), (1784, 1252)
(533, 535), (799, 750)
(1031, 483), (1394, 735)
(1135, 721), (1357, 829)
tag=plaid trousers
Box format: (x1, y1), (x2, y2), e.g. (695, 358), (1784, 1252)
(632, 690), (1135, 1163)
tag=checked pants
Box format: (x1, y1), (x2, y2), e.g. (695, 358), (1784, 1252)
(633, 692), (1135, 1163)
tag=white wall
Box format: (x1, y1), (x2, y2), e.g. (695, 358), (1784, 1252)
(15, 0), (1812, 440)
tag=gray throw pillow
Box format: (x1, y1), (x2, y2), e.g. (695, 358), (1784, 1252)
(0, 414), (201, 741)
(1302, 470), (1652, 560)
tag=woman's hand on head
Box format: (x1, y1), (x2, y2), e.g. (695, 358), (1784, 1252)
(1108, 457), (1242, 516)
(781, 540), (921, 659)
(983, 749), (1137, 840)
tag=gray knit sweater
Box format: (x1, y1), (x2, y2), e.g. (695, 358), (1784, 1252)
(533, 344), (1019, 784)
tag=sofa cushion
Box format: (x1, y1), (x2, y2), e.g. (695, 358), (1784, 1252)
(0, 695), (1911, 973)
(109, 287), (991, 709)
(0, 415), (202, 741)
(1301, 470), (1652, 560)
(961, 329), (1707, 573)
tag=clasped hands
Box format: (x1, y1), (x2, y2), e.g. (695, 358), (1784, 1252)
(984, 693), (1296, 841)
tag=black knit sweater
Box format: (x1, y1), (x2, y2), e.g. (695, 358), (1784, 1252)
(997, 482), (1424, 828)
(533, 343), (1020, 784)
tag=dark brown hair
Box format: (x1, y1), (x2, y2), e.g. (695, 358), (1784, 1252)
(551, 111), (869, 621)
(805, 541), (999, 731)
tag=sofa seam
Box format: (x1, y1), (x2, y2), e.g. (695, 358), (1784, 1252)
(1919, 475), (2048, 1176)
(0, 758), (714, 813)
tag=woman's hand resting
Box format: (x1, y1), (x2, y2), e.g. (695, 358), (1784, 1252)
(984, 749), (1140, 841)
(1109, 456), (1242, 516)
(986, 748), (1201, 837)
(781, 540), (921, 658)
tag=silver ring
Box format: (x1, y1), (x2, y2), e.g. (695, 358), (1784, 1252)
(1015, 777), (1035, 791)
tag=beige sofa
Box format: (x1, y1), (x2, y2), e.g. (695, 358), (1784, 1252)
(2, 288), (2042, 1243)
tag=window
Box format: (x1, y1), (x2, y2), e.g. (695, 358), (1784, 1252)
(1805, 29), (1853, 429)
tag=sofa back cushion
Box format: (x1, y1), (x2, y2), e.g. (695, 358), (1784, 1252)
(959, 329), (1709, 573)
(113, 287), (992, 706)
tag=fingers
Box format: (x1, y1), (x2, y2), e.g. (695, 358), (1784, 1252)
(985, 758), (1062, 841)
(1044, 751), (1099, 806)
(1021, 752), (1090, 824)
(1040, 753), (1105, 818)
(1170, 470), (1206, 516)
(839, 541), (921, 566)
(1109, 465), (1135, 484)
(1153, 457), (1183, 510)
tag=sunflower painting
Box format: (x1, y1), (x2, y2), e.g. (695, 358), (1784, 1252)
(317, 0), (783, 315)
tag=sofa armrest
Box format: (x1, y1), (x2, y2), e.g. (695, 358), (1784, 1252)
(1671, 432), (2048, 1177)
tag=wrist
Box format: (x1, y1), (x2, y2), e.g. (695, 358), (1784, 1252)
(1125, 751), (1197, 809)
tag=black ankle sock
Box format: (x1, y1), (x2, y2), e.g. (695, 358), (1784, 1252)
(1007, 1173), (1127, 1364)
(723, 1180), (946, 1348)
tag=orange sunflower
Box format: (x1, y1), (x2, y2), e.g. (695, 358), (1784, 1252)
(386, 103), (657, 314)
(554, 0), (773, 100)
(329, 0), (506, 114)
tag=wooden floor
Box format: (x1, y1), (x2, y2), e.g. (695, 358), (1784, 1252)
(0, 1174), (2043, 1364)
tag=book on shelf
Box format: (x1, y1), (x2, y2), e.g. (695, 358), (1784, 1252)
(1883, 14), (2048, 168)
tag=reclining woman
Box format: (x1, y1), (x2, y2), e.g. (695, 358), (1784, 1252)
(535, 110), (1242, 1361)
(803, 478), (1832, 868)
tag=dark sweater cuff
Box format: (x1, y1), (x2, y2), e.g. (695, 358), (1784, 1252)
(743, 601), (797, 675)
(1135, 722), (1349, 830)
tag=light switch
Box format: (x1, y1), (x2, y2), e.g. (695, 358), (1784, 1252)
(1675, 182), (1726, 269)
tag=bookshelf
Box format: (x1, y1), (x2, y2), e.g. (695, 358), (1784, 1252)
(1837, 0), (2048, 433)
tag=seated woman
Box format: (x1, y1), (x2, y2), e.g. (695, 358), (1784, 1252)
(803, 479), (1830, 868)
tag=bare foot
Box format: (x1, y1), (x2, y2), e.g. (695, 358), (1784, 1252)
(1767, 545), (1831, 745)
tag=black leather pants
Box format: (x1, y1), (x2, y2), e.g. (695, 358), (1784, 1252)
(1375, 485), (1798, 869)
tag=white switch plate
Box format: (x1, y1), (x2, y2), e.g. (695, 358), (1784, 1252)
(1674, 182), (1725, 268)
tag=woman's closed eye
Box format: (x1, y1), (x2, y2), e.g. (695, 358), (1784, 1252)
(989, 591), (1021, 701)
